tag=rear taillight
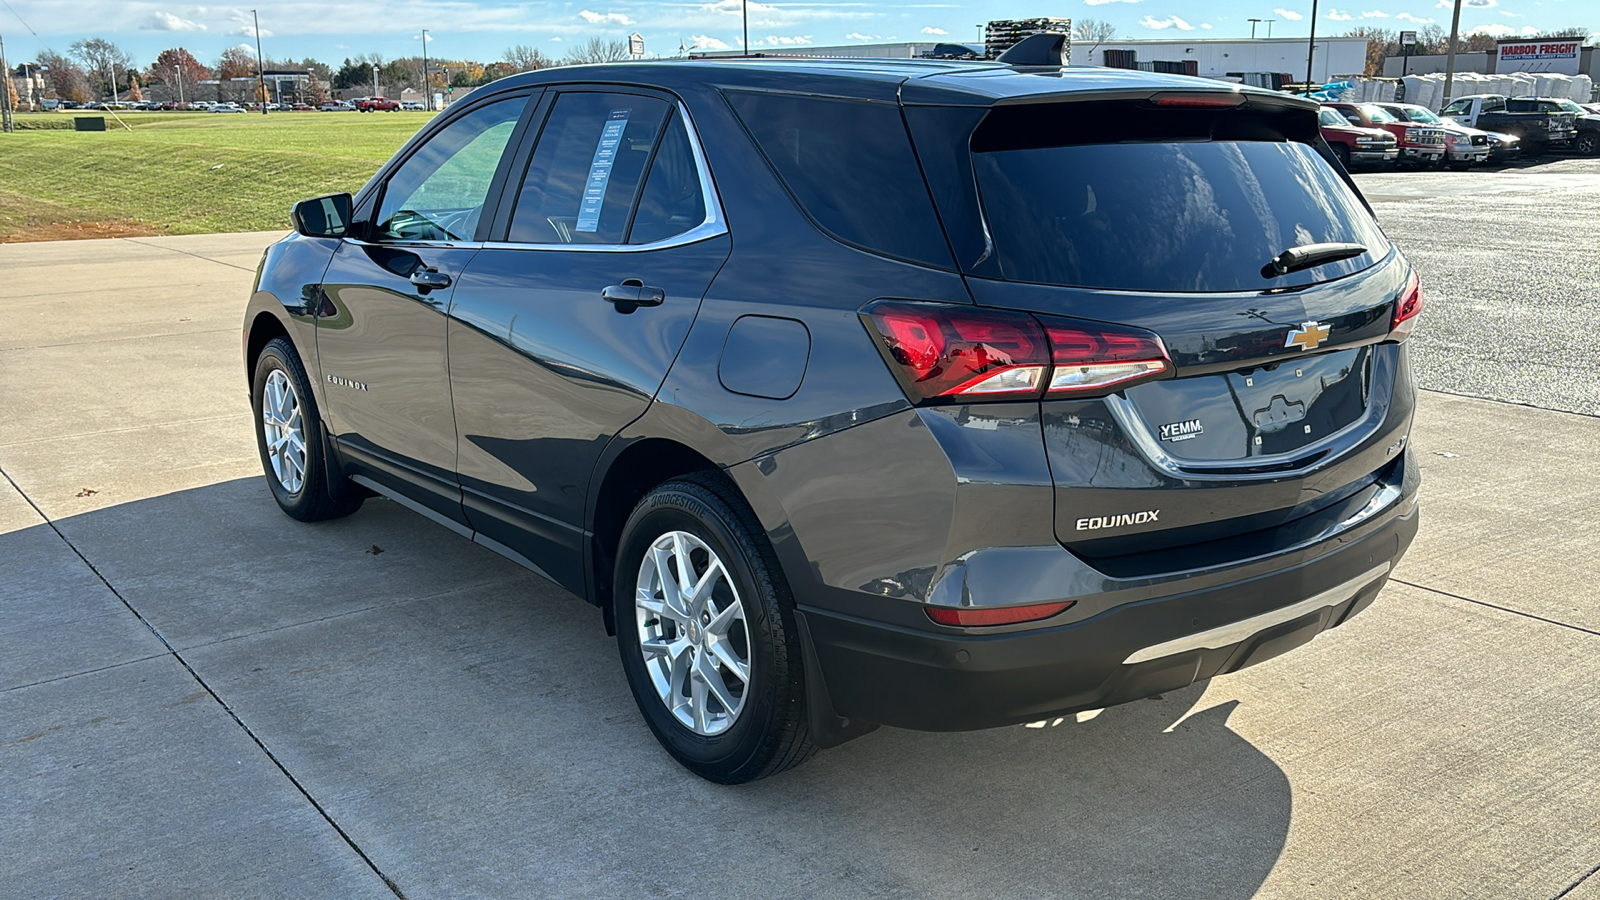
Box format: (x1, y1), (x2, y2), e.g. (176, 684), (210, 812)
(1390, 271), (1423, 341)
(862, 301), (1172, 404)
(926, 601), (1075, 627)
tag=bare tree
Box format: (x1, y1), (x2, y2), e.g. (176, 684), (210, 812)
(504, 44), (555, 71)
(69, 37), (135, 99)
(1073, 19), (1117, 62)
(563, 37), (631, 65)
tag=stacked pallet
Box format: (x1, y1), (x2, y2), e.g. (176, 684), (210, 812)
(985, 18), (1072, 62)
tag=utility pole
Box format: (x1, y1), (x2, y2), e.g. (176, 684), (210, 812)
(1, 34), (13, 133)
(421, 30), (430, 112)
(1305, 0), (1320, 96)
(1442, 0), (1464, 108)
(1248, 18), (1262, 39)
(742, 0), (749, 56)
(253, 9), (268, 114)
(110, 59), (119, 103)
(175, 65), (183, 104)
(372, 64), (379, 99)
(1266, 19), (1276, 38)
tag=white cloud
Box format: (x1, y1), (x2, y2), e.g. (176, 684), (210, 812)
(1200, 21), (1213, 28)
(143, 12), (205, 31)
(578, 10), (635, 25)
(1326, 8), (1354, 20)
(1274, 8), (1304, 21)
(762, 34), (814, 45)
(1085, 0), (1141, 5)
(1519, 25), (1539, 35)
(1360, 9), (1391, 17)
(1465, 22), (1515, 35)
(921, 26), (947, 34)
(1140, 15), (1195, 30)
(701, 0), (781, 15)
(845, 32), (881, 40)
(1499, 10), (1521, 17)
(689, 34), (730, 49)
(1395, 12), (1434, 22)
(1465, 0), (1498, 6)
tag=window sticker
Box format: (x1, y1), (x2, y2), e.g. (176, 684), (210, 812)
(576, 109), (631, 233)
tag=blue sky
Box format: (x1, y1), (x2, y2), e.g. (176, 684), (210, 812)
(6, 0), (1594, 66)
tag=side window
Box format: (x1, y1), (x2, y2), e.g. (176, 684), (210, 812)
(508, 92), (669, 244)
(374, 97), (525, 242)
(725, 90), (953, 269)
(1441, 100), (1467, 116)
(1485, 98), (1506, 113)
(629, 113), (709, 245)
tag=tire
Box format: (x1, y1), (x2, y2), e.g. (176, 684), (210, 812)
(251, 336), (363, 522)
(1332, 143), (1350, 169)
(613, 473), (816, 783)
(1576, 132), (1599, 157)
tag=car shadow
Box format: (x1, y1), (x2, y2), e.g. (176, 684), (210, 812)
(16, 477), (1294, 898)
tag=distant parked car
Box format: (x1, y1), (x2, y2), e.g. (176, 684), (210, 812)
(356, 96), (401, 112)
(1326, 102), (1445, 167)
(212, 103), (246, 113)
(401, 101), (425, 110)
(1317, 106), (1397, 168)
(1440, 94), (1577, 155)
(292, 103), (315, 111)
(1371, 102), (1490, 170)
(320, 101), (356, 112)
(1482, 131), (1522, 162)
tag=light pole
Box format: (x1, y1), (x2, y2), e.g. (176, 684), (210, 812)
(1305, 0), (1320, 95)
(742, 0), (749, 56)
(175, 64), (183, 104)
(252, 9), (268, 114)
(371, 64), (379, 99)
(109, 59), (120, 103)
(1265, 19), (1276, 38)
(420, 30), (430, 112)
(1441, 0), (1464, 107)
(1248, 18), (1262, 39)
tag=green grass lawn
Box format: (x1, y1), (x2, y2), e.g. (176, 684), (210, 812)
(0, 111), (434, 240)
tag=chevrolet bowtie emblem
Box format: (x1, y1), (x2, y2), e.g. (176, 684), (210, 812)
(1285, 321), (1331, 351)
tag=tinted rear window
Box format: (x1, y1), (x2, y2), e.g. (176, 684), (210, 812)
(725, 91), (953, 269)
(974, 140), (1389, 292)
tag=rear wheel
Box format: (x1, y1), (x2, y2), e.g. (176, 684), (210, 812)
(613, 473), (816, 783)
(1332, 143), (1350, 169)
(251, 337), (363, 522)
(1576, 132), (1599, 157)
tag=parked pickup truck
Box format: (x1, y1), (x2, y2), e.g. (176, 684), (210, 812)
(1325, 102), (1446, 166)
(355, 96), (401, 112)
(1439, 95), (1577, 154)
(1317, 106), (1398, 168)
(1371, 102), (1491, 169)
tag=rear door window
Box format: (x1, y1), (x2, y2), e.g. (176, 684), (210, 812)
(973, 139), (1389, 292)
(725, 91), (952, 269)
(508, 92), (670, 244)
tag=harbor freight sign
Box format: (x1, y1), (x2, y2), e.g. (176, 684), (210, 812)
(1496, 39), (1582, 75)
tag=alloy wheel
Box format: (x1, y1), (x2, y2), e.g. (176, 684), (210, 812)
(261, 369), (307, 495)
(634, 530), (752, 735)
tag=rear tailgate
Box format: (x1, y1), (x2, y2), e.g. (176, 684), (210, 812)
(904, 86), (1416, 569)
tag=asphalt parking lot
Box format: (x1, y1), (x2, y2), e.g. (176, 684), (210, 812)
(3, 160), (1599, 899)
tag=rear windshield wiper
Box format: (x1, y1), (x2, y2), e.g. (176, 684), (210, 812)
(1262, 242), (1368, 278)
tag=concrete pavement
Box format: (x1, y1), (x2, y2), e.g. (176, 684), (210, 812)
(2, 231), (1597, 899)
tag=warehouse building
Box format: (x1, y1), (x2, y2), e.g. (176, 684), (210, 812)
(693, 35), (1371, 85)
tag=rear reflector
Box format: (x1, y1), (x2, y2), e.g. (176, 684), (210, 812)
(862, 301), (1172, 404)
(926, 601), (1075, 627)
(1390, 271), (1423, 341)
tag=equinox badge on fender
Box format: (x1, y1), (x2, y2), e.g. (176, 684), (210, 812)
(1285, 321), (1331, 351)
(1076, 510), (1161, 531)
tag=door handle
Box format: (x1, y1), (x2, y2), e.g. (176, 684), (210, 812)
(602, 279), (664, 312)
(410, 268), (451, 290)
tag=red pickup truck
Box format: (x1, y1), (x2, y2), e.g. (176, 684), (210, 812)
(355, 96), (400, 112)
(1325, 101), (1445, 166)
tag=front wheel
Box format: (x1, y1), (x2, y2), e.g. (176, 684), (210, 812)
(1331, 143), (1350, 169)
(251, 337), (363, 522)
(1575, 132), (1599, 157)
(613, 474), (816, 783)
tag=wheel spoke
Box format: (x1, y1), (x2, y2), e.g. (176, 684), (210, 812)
(695, 652), (739, 713)
(651, 545), (689, 619)
(705, 594), (742, 638)
(707, 639), (750, 685)
(690, 669), (710, 732)
(685, 562), (719, 610)
(671, 533), (696, 610)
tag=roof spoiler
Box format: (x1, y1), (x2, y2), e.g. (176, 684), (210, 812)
(996, 32), (1069, 67)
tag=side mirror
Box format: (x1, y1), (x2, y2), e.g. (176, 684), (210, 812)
(291, 193), (354, 238)
(1345, 115), (1361, 124)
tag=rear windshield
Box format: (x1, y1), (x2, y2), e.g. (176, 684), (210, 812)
(973, 140), (1389, 292)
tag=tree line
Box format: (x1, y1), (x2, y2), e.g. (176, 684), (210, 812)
(15, 36), (637, 105)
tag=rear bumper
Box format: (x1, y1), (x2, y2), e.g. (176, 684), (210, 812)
(799, 484), (1418, 733)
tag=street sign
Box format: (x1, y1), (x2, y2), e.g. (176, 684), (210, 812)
(1399, 30), (1417, 46)
(629, 32), (645, 59)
